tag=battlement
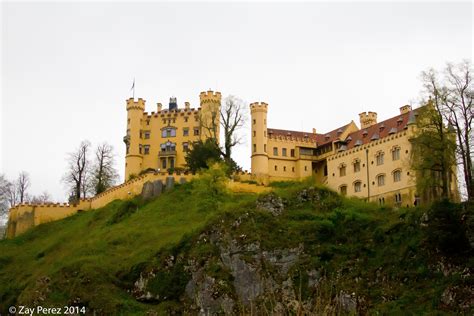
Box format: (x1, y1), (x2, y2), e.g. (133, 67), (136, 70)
(199, 90), (222, 104)
(126, 98), (146, 111)
(250, 102), (268, 113)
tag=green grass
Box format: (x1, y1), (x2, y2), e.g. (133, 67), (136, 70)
(0, 180), (472, 314)
(0, 182), (258, 314)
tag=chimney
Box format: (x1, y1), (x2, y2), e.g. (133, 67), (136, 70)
(157, 103), (162, 112)
(185, 102), (190, 110)
(399, 105), (412, 114)
(359, 111), (378, 129)
(312, 128), (317, 134)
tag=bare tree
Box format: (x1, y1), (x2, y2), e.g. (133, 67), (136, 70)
(0, 174), (11, 219)
(30, 191), (52, 204)
(16, 171), (30, 204)
(91, 143), (119, 194)
(443, 61), (473, 200)
(200, 95), (246, 169)
(62, 140), (91, 202)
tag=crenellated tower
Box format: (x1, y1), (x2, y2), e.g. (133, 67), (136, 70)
(124, 98), (145, 180)
(199, 90), (222, 141)
(250, 102), (269, 182)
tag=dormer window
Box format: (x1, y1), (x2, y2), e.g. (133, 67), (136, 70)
(397, 117), (403, 126)
(346, 136), (352, 142)
(337, 129), (343, 135)
(379, 124), (385, 132)
(325, 134), (330, 140)
(362, 130), (368, 138)
(389, 127), (397, 135)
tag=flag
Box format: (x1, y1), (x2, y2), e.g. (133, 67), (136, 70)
(130, 78), (135, 91)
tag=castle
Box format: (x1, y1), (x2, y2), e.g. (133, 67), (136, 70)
(124, 91), (221, 180)
(5, 90), (459, 238)
(249, 102), (458, 207)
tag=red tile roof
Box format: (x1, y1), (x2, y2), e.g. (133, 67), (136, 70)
(267, 123), (352, 145)
(344, 110), (414, 149)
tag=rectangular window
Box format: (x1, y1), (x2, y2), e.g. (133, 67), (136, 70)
(292, 167), (295, 172)
(253, 144), (256, 152)
(162, 159), (167, 169)
(170, 158), (175, 169)
(274, 165), (277, 171)
(264, 144), (267, 152)
(253, 131), (256, 137)
(264, 131), (266, 137)
(184, 117), (188, 123)
(273, 147), (278, 156)
(253, 119), (256, 125)
(139, 145), (142, 154)
(282, 148), (287, 157)
(144, 145), (150, 155)
(183, 142), (189, 152)
(290, 149), (295, 157)
(183, 128), (189, 136)
(194, 128), (200, 136)
(304, 166), (307, 171)
(144, 131), (150, 139)
(283, 166), (286, 171)
(146, 120), (150, 125)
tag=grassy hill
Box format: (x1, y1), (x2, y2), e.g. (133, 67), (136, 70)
(0, 180), (472, 314)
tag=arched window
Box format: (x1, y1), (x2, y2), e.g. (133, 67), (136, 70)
(160, 141), (176, 152)
(376, 151), (384, 165)
(392, 146), (401, 161)
(377, 174), (385, 186)
(353, 159), (361, 173)
(393, 169), (402, 182)
(339, 185), (347, 196)
(339, 163), (346, 177)
(354, 181), (362, 193)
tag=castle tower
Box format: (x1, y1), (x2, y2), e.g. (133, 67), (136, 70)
(124, 98), (145, 180)
(250, 102), (269, 181)
(359, 111), (378, 129)
(199, 90), (222, 141)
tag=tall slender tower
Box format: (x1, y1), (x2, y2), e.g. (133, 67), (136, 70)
(250, 102), (269, 182)
(124, 98), (145, 180)
(199, 90), (222, 141)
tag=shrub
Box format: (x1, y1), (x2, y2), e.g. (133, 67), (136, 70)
(425, 199), (470, 255)
(192, 162), (229, 212)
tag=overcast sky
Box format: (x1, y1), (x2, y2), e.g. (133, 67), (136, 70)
(1, 1), (472, 201)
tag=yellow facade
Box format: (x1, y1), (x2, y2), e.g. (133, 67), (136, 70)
(124, 91), (221, 180)
(250, 103), (458, 207)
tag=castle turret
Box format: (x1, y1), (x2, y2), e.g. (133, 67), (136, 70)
(199, 90), (221, 141)
(124, 98), (145, 180)
(250, 102), (269, 182)
(359, 111), (378, 129)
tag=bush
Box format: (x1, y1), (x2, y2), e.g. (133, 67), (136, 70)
(192, 162), (229, 212)
(425, 199), (470, 255)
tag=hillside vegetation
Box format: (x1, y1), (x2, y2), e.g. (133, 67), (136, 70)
(0, 180), (472, 315)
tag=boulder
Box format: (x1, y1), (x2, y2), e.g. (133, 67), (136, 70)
(141, 181), (155, 200)
(165, 176), (175, 191)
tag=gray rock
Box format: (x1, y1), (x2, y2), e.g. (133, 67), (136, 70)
(256, 193), (284, 216)
(165, 176), (175, 191)
(179, 177), (187, 184)
(152, 180), (163, 197)
(141, 181), (155, 200)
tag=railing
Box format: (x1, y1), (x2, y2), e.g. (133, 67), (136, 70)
(158, 150), (177, 157)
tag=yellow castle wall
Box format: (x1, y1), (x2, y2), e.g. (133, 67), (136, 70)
(125, 91), (221, 180)
(326, 128), (416, 206)
(6, 172), (196, 238)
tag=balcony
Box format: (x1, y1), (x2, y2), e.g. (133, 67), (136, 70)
(159, 150), (177, 157)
